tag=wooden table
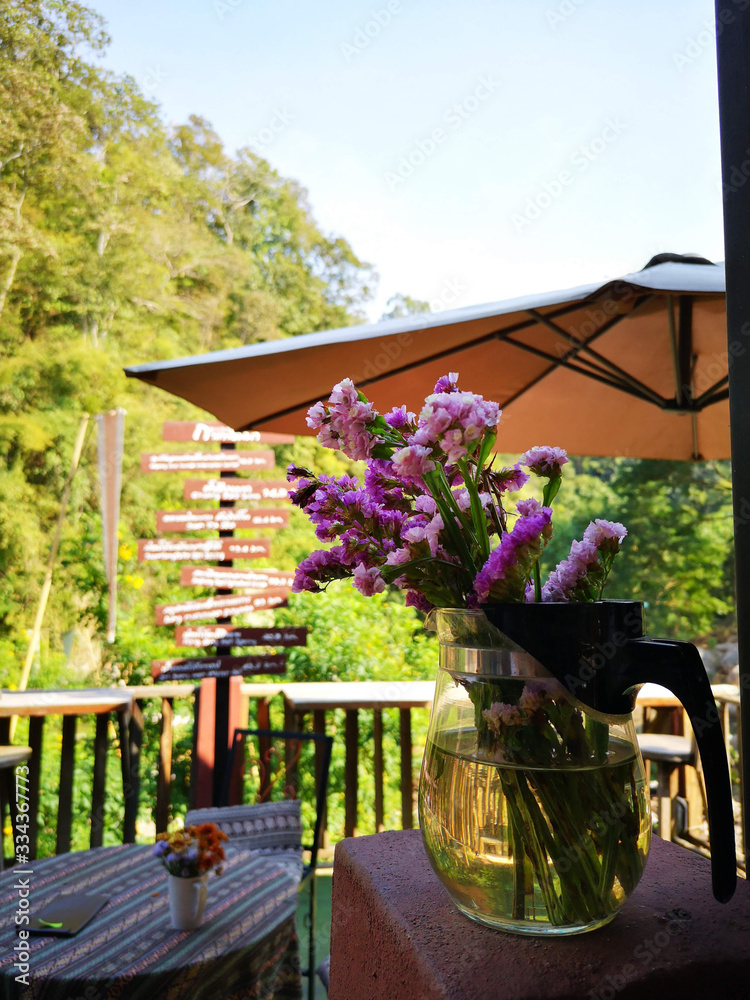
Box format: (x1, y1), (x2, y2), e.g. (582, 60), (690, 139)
(0, 843), (302, 1000)
(0, 689), (135, 854)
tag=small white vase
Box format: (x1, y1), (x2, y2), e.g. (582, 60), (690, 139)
(167, 873), (208, 930)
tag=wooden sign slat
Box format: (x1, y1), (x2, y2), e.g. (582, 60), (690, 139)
(162, 422), (294, 445)
(180, 567), (295, 590)
(152, 655), (287, 682)
(184, 479), (289, 502)
(141, 451), (275, 473)
(155, 590), (289, 625)
(157, 509), (289, 532)
(138, 539), (272, 562)
(174, 626), (307, 649)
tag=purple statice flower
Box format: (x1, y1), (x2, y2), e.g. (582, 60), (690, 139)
(542, 520), (627, 602)
(392, 444), (436, 479)
(520, 446), (569, 479)
(352, 563), (386, 596)
(405, 590), (435, 613)
(152, 840), (169, 858)
(416, 391), (499, 464)
(473, 508), (553, 603)
(433, 372), (460, 393)
(293, 546), (353, 593)
(384, 405), (415, 428)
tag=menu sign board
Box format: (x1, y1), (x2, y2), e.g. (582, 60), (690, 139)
(180, 567), (295, 590)
(141, 451), (274, 474)
(162, 422), (294, 445)
(184, 479), (289, 502)
(156, 509), (288, 532)
(175, 626), (307, 649)
(138, 538), (272, 562)
(155, 590), (289, 625)
(152, 654), (287, 682)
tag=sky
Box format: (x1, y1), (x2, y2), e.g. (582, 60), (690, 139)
(89, 0), (724, 322)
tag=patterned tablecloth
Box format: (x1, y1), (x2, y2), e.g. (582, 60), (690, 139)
(0, 844), (303, 1000)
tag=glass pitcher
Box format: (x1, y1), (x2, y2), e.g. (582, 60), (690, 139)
(419, 603), (735, 936)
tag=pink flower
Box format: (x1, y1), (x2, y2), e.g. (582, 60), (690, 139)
(306, 401), (327, 430)
(483, 703), (524, 730)
(416, 391), (500, 464)
(404, 513), (444, 557)
(352, 563), (386, 596)
(392, 444), (436, 478)
(516, 498), (543, 517)
(520, 446), (569, 479)
(542, 520), (627, 602)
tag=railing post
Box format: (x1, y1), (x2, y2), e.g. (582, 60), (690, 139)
(56, 715), (76, 855)
(27, 716), (44, 859)
(373, 709), (384, 833)
(400, 709), (413, 830)
(345, 710), (359, 838)
(313, 710), (328, 848)
(156, 697), (174, 833)
(90, 713), (108, 849)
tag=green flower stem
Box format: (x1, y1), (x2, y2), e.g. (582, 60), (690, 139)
(502, 773), (565, 925)
(424, 470), (476, 574)
(458, 459), (490, 562)
(509, 811), (527, 920)
(516, 774), (598, 925)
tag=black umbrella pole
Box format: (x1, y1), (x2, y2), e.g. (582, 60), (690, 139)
(715, 1), (750, 860)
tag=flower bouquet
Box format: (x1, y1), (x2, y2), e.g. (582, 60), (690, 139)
(153, 823), (228, 878)
(288, 374), (650, 934)
(154, 823), (229, 930)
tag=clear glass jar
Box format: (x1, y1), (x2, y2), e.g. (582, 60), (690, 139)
(419, 609), (651, 936)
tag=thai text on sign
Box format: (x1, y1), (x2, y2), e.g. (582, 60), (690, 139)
(162, 421), (294, 444)
(156, 509), (289, 532)
(151, 654), (287, 682)
(180, 567), (295, 589)
(138, 538), (272, 563)
(174, 626), (307, 648)
(184, 479), (289, 502)
(141, 451), (275, 473)
(155, 590), (289, 625)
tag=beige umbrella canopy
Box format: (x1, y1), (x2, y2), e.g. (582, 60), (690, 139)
(125, 254), (728, 460)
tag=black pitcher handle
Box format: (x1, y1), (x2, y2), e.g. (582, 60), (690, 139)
(623, 637), (736, 903)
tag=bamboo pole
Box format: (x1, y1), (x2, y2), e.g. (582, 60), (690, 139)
(12, 415), (90, 739)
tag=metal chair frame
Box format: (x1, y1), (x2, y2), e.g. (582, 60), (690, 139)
(222, 727), (333, 1000)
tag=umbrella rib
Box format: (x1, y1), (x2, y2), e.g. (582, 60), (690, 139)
(498, 310), (633, 406)
(525, 308), (667, 407)
(693, 380), (730, 408)
(498, 336), (664, 405)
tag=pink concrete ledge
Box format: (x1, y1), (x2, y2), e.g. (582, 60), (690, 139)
(329, 830), (750, 1000)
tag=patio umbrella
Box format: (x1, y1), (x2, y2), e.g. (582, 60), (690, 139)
(125, 253), (728, 461)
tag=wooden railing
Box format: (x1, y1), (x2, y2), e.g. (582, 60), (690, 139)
(0, 681), (744, 862)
